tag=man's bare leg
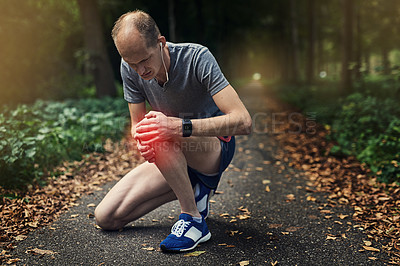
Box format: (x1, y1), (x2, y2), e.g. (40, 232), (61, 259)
(95, 136), (221, 230)
(95, 162), (176, 230)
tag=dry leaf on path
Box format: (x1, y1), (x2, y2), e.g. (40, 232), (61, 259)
(15, 235), (28, 241)
(26, 248), (57, 256)
(239, 261), (250, 266)
(269, 224), (283, 229)
(285, 194), (295, 202)
(363, 246), (380, 252)
(184, 251), (206, 257)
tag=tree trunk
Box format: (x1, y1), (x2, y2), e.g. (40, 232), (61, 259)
(168, 0), (177, 42)
(77, 0), (116, 98)
(364, 48), (370, 75)
(354, 1), (362, 82)
(340, 0), (354, 95)
(382, 46), (391, 75)
(289, 0), (300, 83)
(306, 0), (316, 84)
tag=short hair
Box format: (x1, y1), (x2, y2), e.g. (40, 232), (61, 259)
(112, 10), (161, 48)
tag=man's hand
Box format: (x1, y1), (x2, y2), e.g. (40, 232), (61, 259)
(134, 111), (181, 162)
(136, 140), (156, 163)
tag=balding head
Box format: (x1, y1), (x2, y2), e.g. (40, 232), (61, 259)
(112, 10), (161, 49)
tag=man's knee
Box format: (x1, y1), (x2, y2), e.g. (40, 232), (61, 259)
(94, 206), (122, 231)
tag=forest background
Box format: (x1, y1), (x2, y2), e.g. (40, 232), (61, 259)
(1, 0), (400, 188)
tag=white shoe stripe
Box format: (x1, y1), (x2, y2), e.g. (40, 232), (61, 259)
(184, 226), (202, 242)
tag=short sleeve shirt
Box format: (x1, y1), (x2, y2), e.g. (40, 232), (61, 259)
(121, 42), (229, 119)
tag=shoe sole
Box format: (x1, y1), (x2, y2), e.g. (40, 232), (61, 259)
(160, 232), (212, 252)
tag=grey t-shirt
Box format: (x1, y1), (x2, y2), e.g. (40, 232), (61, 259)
(121, 42), (229, 119)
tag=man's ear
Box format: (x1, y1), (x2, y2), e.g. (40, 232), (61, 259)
(158, 36), (167, 47)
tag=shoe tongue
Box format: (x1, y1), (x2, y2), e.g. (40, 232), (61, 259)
(179, 213), (193, 221)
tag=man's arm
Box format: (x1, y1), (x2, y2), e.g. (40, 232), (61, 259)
(128, 102), (146, 137)
(135, 85), (251, 146)
(128, 102), (157, 162)
(192, 84), (252, 136)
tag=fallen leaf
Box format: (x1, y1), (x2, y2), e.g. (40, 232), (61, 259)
(141, 247), (155, 251)
(28, 221), (38, 228)
(363, 240), (372, 246)
(363, 246), (380, 252)
(286, 226), (302, 232)
(265, 186), (271, 192)
(26, 248), (57, 256)
(239, 261), (250, 266)
(271, 261), (278, 266)
(269, 224), (283, 229)
(285, 194), (295, 201)
(70, 214), (79, 218)
(238, 206), (250, 213)
(6, 258), (21, 264)
(262, 179), (271, 184)
(229, 230), (239, 236)
(237, 214), (251, 220)
(306, 196), (316, 201)
(15, 235), (28, 241)
(326, 235), (337, 240)
(87, 203), (96, 207)
(184, 251), (206, 257)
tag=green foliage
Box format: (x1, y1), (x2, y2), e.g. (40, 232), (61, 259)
(274, 82), (341, 124)
(0, 97), (129, 188)
(330, 93), (400, 183)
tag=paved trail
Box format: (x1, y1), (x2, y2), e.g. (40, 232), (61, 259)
(11, 82), (388, 265)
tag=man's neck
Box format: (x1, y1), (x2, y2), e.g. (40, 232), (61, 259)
(156, 45), (170, 85)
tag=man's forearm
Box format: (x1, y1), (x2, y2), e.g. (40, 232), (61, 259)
(190, 112), (252, 137)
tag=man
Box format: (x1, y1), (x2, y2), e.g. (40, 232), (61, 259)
(95, 10), (251, 252)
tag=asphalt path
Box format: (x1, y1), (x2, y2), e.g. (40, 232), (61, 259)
(11, 82), (390, 265)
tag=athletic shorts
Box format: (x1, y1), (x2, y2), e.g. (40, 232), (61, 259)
(187, 136), (235, 190)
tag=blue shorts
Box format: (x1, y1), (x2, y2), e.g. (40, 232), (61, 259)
(187, 136), (235, 190)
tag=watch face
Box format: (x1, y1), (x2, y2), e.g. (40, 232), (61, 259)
(183, 119), (192, 137)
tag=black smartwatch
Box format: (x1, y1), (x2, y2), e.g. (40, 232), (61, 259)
(182, 119), (192, 137)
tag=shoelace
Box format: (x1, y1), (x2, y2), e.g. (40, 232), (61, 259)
(171, 219), (191, 237)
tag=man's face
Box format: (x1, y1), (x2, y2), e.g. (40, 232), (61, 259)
(116, 29), (162, 80)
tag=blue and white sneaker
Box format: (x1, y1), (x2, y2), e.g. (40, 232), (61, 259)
(160, 213), (211, 252)
(194, 183), (214, 219)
